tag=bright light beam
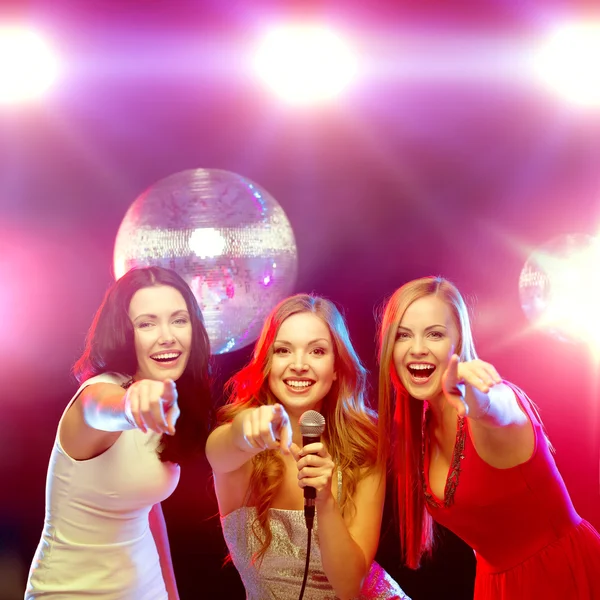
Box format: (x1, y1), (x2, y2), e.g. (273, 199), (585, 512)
(254, 25), (357, 106)
(0, 26), (59, 105)
(520, 233), (600, 357)
(533, 20), (600, 109)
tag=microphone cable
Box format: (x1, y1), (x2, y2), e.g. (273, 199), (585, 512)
(298, 520), (313, 600)
(297, 410), (325, 600)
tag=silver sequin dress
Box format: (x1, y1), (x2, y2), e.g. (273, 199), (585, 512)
(221, 472), (410, 600)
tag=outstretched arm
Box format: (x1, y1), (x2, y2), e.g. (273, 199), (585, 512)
(206, 404), (292, 474)
(443, 355), (534, 467)
(60, 379), (178, 460)
(443, 355), (526, 427)
(206, 404), (293, 516)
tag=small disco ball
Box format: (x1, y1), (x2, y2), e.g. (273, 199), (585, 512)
(518, 233), (600, 345)
(113, 169), (298, 354)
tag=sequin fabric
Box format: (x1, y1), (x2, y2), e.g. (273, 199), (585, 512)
(221, 506), (410, 600)
(421, 410), (467, 509)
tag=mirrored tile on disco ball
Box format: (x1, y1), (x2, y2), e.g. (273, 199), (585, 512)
(114, 169), (298, 354)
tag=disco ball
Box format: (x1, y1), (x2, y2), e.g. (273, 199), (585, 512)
(519, 233), (600, 345)
(113, 169), (298, 354)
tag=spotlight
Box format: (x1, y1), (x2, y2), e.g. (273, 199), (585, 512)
(254, 24), (356, 106)
(533, 20), (600, 108)
(519, 233), (600, 354)
(0, 26), (59, 105)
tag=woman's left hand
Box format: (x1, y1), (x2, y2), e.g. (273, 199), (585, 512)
(290, 442), (335, 504)
(442, 355), (502, 416)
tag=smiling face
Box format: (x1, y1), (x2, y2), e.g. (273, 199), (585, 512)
(392, 294), (459, 402)
(129, 284), (192, 382)
(267, 311), (337, 419)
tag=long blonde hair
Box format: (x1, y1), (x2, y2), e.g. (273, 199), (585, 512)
(377, 277), (477, 569)
(218, 294), (379, 562)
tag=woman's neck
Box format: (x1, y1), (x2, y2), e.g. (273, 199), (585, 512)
(426, 394), (458, 432)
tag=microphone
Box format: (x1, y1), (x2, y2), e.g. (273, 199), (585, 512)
(298, 410), (326, 530)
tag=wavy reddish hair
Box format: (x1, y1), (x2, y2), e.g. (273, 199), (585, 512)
(217, 293), (379, 562)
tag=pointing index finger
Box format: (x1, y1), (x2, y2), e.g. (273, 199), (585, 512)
(162, 379), (177, 404)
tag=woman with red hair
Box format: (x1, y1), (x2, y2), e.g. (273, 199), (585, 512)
(207, 293), (408, 599)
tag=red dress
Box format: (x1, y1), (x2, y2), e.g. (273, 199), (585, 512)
(422, 384), (600, 599)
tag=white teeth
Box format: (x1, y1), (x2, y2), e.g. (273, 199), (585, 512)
(409, 364), (434, 370)
(285, 380), (313, 388)
(152, 353), (180, 360)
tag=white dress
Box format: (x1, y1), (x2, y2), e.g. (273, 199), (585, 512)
(25, 373), (180, 599)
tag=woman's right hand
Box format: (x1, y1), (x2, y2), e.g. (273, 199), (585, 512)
(238, 404), (292, 455)
(124, 379), (179, 435)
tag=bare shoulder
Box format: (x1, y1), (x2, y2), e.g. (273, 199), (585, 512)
(206, 420), (253, 499)
(354, 464), (386, 503)
(212, 459), (254, 517)
(205, 422), (229, 457)
(205, 422), (239, 470)
(343, 464), (387, 566)
(344, 464), (386, 528)
(59, 382), (124, 461)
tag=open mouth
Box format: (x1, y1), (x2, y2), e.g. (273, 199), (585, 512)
(151, 351), (182, 365)
(407, 363), (436, 382)
(283, 378), (315, 392)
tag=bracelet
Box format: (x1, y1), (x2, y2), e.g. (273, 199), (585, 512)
(469, 397), (492, 421)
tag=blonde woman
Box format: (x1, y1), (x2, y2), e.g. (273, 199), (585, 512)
(207, 294), (408, 600)
(377, 276), (600, 599)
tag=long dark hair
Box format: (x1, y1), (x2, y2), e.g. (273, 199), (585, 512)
(73, 266), (212, 465)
